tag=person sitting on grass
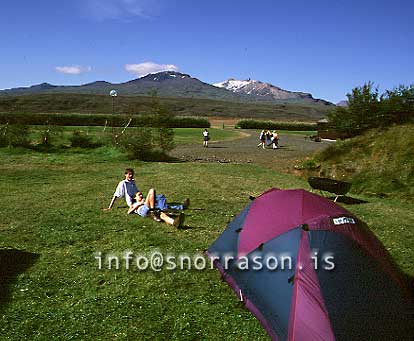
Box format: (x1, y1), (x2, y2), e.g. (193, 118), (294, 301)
(104, 168), (139, 210)
(128, 190), (185, 227)
(103, 167), (189, 213)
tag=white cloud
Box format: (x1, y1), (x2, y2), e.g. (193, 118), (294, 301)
(125, 62), (179, 77)
(82, 0), (160, 21)
(55, 65), (92, 75)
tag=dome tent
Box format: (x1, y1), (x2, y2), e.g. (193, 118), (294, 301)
(207, 189), (413, 340)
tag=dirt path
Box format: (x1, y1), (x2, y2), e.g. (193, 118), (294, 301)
(170, 130), (333, 172)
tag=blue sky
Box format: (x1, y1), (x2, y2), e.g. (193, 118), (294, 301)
(1, 0), (413, 103)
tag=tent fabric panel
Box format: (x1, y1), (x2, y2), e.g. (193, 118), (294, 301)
(301, 190), (350, 221)
(238, 189), (351, 257)
(309, 230), (414, 340)
(228, 228), (302, 340)
(238, 189), (304, 256)
(206, 251), (279, 341)
(208, 203), (251, 257)
(307, 215), (412, 297)
(288, 230), (335, 341)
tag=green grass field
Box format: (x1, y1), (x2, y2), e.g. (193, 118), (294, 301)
(26, 126), (242, 147)
(0, 132), (413, 339)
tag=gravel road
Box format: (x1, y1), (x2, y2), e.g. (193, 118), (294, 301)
(170, 130), (333, 172)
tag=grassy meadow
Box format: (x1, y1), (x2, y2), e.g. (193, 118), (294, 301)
(0, 128), (413, 339)
(26, 126), (242, 147)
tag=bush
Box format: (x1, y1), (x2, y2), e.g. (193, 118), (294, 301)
(117, 128), (154, 160)
(38, 124), (62, 146)
(235, 119), (316, 131)
(147, 98), (176, 153)
(295, 158), (320, 170)
(0, 113), (210, 128)
(0, 124), (30, 147)
(171, 117), (210, 128)
(157, 127), (175, 152)
(327, 83), (414, 137)
(105, 94), (180, 159)
(69, 131), (96, 148)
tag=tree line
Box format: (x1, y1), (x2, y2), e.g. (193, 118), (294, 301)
(328, 83), (414, 137)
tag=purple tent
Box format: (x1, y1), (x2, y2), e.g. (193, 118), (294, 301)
(207, 188), (413, 340)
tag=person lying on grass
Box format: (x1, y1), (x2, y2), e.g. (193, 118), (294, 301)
(128, 190), (185, 227)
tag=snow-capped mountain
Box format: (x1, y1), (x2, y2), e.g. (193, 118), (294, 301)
(214, 78), (331, 105)
(0, 72), (332, 106)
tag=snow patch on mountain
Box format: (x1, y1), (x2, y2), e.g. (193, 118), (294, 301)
(213, 78), (311, 100)
(213, 78), (333, 105)
(214, 79), (255, 91)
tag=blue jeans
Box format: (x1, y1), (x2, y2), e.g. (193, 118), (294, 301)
(168, 204), (184, 210)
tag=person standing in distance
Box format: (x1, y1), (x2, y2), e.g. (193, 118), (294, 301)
(271, 130), (279, 149)
(203, 129), (210, 147)
(258, 129), (266, 149)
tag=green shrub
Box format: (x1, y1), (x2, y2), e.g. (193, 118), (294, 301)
(235, 119), (316, 131)
(0, 113), (210, 128)
(117, 128), (154, 160)
(38, 124), (63, 146)
(69, 131), (96, 148)
(0, 124), (30, 147)
(157, 127), (175, 152)
(146, 99), (176, 153)
(327, 83), (414, 137)
(295, 159), (320, 170)
(171, 117), (210, 128)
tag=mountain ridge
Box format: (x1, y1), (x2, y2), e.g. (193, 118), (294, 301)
(214, 78), (331, 105)
(0, 71), (333, 106)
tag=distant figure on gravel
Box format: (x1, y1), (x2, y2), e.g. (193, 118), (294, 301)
(203, 129), (210, 147)
(265, 130), (272, 146)
(257, 129), (266, 149)
(103, 168), (139, 210)
(271, 130), (279, 149)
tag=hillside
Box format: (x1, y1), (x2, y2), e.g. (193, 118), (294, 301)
(0, 72), (244, 102)
(0, 71), (333, 107)
(0, 93), (331, 121)
(304, 124), (414, 197)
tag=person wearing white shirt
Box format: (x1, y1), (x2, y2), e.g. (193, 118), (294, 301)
(104, 168), (139, 210)
(203, 129), (209, 147)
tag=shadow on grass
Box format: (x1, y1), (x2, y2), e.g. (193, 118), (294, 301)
(30, 144), (103, 153)
(0, 249), (40, 311)
(128, 151), (182, 163)
(177, 225), (205, 230)
(328, 196), (369, 205)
